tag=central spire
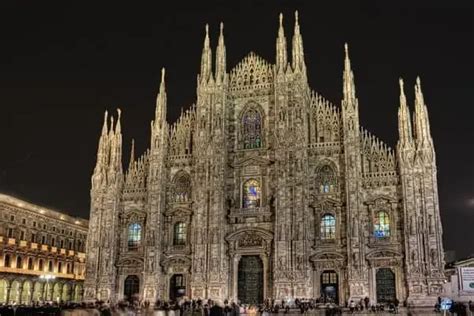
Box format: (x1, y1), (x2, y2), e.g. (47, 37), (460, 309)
(397, 78), (414, 149)
(155, 68), (167, 128)
(215, 22), (227, 84)
(343, 43), (356, 102)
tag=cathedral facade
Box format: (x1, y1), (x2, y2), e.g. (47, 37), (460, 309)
(84, 12), (446, 307)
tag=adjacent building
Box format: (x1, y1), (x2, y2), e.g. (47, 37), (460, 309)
(84, 12), (446, 306)
(0, 193), (88, 304)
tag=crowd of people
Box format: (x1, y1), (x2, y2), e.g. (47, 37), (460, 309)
(1, 296), (474, 315)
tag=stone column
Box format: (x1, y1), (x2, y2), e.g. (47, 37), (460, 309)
(67, 283), (73, 302)
(18, 283), (24, 304)
(5, 282), (11, 304)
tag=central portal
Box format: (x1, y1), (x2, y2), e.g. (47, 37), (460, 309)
(238, 255), (263, 304)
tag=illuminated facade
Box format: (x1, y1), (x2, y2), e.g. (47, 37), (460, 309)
(84, 12), (446, 307)
(0, 194), (88, 304)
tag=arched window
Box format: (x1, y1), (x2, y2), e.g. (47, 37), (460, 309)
(128, 223), (142, 250)
(28, 258), (34, 270)
(58, 262), (62, 273)
(316, 165), (337, 193)
(374, 211), (390, 238)
(320, 214), (336, 240)
(38, 259), (44, 271)
(174, 172), (191, 202)
(242, 179), (261, 208)
(16, 256), (22, 269)
(4, 254), (10, 267)
(48, 260), (53, 272)
(173, 222), (187, 246)
(242, 108), (262, 149)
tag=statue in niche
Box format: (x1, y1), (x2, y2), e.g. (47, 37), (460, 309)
(430, 249), (437, 265)
(352, 217), (358, 237)
(278, 256), (286, 270)
(429, 215), (434, 234)
(410, 216), (416, 235)
(411, 251), (417, 263)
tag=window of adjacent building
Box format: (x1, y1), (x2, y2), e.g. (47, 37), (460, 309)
(51, 238), (55, 247)
(4, 254), (10, 267)
(28, 258), (33, 270)
(33, 221), (37, 228)
(316, 165), (337, 193)
(58, 262), (62, 273)
(66, 263), (71, 274)
(48, 261), (53, 272)
(374, 211), (390, 238)
(127, 223), (142, 250)
(173, 222), (187, 246)
(22, 218), (26, 225)
(68, 240), (73, 249)
(31, 233), (36, 243)
(242, 108), (262, 149)
(38, 259), (44, 271)
(61, 229), (64, 234)
(60, 240), (64, 248)
(20, 230), (25, 241)
(242, 179), (261, 208)
(41, 236), (46, 244)
(43, 224), (46, 230)
(52, 226), (56, 232)
(320, 214), (336, 240)
(10, 215), (14, 221)
(7, 228), (13, 238)
(16, 256), (22, 269)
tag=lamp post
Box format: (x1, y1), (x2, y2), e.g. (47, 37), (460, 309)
(39, 274), (56, 302)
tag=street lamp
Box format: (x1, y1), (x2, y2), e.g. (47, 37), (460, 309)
(39, 274), (56, 302)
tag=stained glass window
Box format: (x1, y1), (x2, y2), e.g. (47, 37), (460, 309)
(316, 165), (336, 193)
(242, 109), (262, 149)
(374, 211), (390, 238)
(174, 222), (187, 246)
(320, 214), (336, 240)
(243, 179), (261, 208)
(128, 223), (142, 250)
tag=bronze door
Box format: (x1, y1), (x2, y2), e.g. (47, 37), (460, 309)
(238, 255), (263, 304)
(376, 268), (396, 303)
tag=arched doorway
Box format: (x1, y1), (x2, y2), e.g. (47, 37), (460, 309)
(169, 274), (186, 301)
(238, 255), (263, 304)
(32, 282), (43, 302)
(376, 268), (396, 303)
(21, 281), (32, 304)
(9, 280), (20, 304)
(320, 270), (339, 303)
(124, 275), (140, 301)
(62, 284), (71, 302)
(0, 279), (7, 303)
(74, 284), (83, 302)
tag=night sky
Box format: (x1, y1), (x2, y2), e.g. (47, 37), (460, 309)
(0, 1), (472, 259)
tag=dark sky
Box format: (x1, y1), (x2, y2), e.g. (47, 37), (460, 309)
(0, 1), (472, 258)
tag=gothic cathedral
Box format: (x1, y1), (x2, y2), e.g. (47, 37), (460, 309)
(84, 12), (446, 307)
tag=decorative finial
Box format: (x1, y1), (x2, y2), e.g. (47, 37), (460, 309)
(117, 108), (121, 119)
(205, 23), (209, 35)
(161, 67), (166, 82)
(399, 78), (404, 90)
(279, 13), (283, 26)
(220, 22), (224, 33)
(295, 10), (299, 23)
(344, 43), (349, 54)
(416, 76), (421, 86)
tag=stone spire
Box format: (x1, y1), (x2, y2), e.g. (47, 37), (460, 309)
(276, 13), (287, 73)
(129, 138), (135, 168)
(92, 110), (110, 185)
(215, 22), (226, 84)
(155, 68), (167, 129)
(200, 24), (213, 83)
(110, 108), (123, 175)
(343, 43), (356, 103)
(413, 76), (433, 150)
(397, 78), (414, 149)
(291, 11), (305, 73)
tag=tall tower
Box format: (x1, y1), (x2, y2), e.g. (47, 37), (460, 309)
(143, 69), (169, 300)
(190, 24), (229, 299)
(397, 77), (445, 306)
(84, 109), (123, 302)
(341, 44), (368, 300)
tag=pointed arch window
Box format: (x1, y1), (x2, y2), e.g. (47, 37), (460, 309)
(320, 214), (336, 240)
(16, 256), (22, 269)
(374, 211), (390, 238)
(242, 108), (262, 149)
(173, 222), (187, 246)
(4, 254), (10, 267)
(128, 223), (142, 250)
(316, 165), (337, 193)
(174, 172), (191, 202)
(242, 179), (261, 208)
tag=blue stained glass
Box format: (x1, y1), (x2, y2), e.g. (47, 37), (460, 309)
(243, 179), (261, 208)
(128, 223), (142, 250)
(374, 211), (390, 238)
